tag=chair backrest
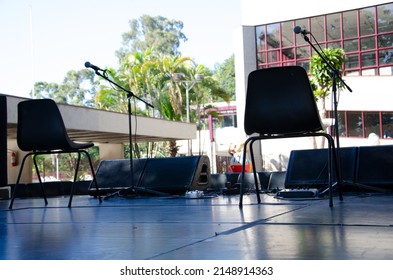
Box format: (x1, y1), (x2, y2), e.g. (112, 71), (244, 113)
(244, 66), (324, 136)
(17, 99), (72, 151)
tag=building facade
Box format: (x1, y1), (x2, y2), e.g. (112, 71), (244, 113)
(228, 0), (393, 171)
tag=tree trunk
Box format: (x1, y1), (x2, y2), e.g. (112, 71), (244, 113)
(168, 140), (179, 157)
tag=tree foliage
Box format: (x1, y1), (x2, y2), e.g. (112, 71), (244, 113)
(310, 48), (346, 104)
(116, 15), (187, 60)
(32, 69), (98, 106)
(30, 14), (235, 158)
(213, 55), (236, 100)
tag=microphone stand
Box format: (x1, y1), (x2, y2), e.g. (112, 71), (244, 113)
(301, 33), (386, 196)
(301, 33), (351, 201)
(93, 69), (154, 199)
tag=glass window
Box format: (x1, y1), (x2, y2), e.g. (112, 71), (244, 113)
(343, 10), (358, 38)
(254, 3), (392, 77)
(378, 3), (393, 33)
(344, 39), (359, 52)
(310, 16), (325, 42)
(347, 112), (363, 137)
(266, 23), (280, 49)
(378, 33), (393, 48)
(267, 50), (280, 63)
(336, 111), (347, 137)
(282, 48), (295, 60)
(327, 13), (341, 40)
(364, 112), (380, 137)
(361, 51), (376, 67)
(360, 7), (376, 36)
(295, 18), (308, 29)
(222, 115), (237, 128)
(256, 25), (266, 51)
(327, 41), (342, 49)
(283, 61), (296, 66)
(281, 21), (294, 47)
(257, 52), (266, 64)
(296, 46), (310, 59)
(379, 49), (393, 65)
(382, 112), (393, 138)
(361, 37), (376, 50)
(345, 53), (359, 69)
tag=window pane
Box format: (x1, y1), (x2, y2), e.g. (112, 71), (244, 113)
(361, 51), (376, 66)
(347, 112), (363, 137)
(282, 48), (295, 60)
(281, 21), (294, 47)
(283, 61), (296, 66)
(337, 111), (346, 137)
(378, 33), (393, 48)
(379, 49), (393, 65)
(267, 23), (280, 49)
(345, 53), (359, 68)
(257, 52), (266, 64)
(343, 10), (358, 38)
(382, 112), (393, 138)
(296, 46), (310, 59)
(327, 41), (342, 49)
(310, 16), (325, 42)
(295, 18), (308, 31)
(344, 39), (358, 52)
(256, 25), (266, 51)
(267, 50), (279, 62)
(378, 3), (393, 33)
(327, 13), (341, 40)
(360, 7), (376, 36)
(364, 112), (380, 137)
(361, 37), (376, 50)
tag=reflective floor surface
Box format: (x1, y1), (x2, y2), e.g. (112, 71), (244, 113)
(1, 192), (393, 260)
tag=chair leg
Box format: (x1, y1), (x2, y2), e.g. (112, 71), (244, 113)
(33, 154), (48, 205)
(84, 151), (102, 203)
(239, 138), (254, 208)
(9, 154), (29, 209)
(249, 138), (261, 204)
(68, 152), (81, 208)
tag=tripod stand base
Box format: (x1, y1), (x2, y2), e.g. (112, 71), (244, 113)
(319, 180), (391, 200)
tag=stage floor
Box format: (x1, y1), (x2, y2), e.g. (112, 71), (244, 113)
(1, 191), (393, 260)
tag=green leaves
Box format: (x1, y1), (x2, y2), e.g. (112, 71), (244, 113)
(310, 48), (345, 100)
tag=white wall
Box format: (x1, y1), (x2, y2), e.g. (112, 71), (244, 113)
(241, 0), (390, 26)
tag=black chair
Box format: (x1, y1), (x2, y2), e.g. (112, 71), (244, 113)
(9, 99), (102, 209)
(239, 66), (342, 207)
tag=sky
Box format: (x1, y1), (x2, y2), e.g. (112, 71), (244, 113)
(0, 0), (242, 97)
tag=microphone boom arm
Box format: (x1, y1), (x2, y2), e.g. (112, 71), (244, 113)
(302, 35), (352, 93)
(94, 70), (154, 108)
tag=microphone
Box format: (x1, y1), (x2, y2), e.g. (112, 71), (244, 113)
(84, 61), (104, 72)
(294, 26), (311, 35)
